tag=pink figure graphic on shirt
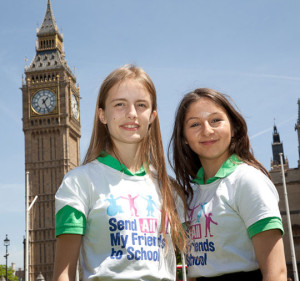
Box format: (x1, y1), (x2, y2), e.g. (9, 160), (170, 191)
(188, 203), (201, 221)
(121, 194), (139, 217)
(204, 212), (218, 237)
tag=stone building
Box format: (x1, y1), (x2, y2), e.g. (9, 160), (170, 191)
(270, 101), (300, 279)
(21, 1), (81, 280)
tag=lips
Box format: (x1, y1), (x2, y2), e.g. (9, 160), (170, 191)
(200, 140), (217, 145)
(121, 123), (140, 130)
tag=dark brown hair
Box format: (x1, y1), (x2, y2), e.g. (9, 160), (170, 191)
(168, 88), (270, 201)
(84, 64), (187, 252)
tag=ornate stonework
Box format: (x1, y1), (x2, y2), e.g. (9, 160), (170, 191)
(21, 1), (81, 280)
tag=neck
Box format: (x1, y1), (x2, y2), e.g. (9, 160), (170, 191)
(200, 153), (230, 183)
(109, 142), (143, 173)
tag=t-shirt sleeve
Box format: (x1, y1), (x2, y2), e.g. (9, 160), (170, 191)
(56, 205), (86, 236)
(233, 166), (282, 231)
(247, 217), (284, 238)
(55, 168), (90, 236)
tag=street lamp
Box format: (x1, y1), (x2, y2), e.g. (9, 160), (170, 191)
(3, 234), (10, 281)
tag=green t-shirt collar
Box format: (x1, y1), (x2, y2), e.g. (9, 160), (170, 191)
(97, 151), (146, 176)
(194, 154), (242, 185)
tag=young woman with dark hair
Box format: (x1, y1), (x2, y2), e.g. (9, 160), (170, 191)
(169, 88), (286, 281)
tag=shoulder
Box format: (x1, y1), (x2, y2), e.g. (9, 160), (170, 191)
(64, 160), (104, 180)
(231, 163), (273, 187)
(230, 163), (279, 203)
(57, 160), (104, 195)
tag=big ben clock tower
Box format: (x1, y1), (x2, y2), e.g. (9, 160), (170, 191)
(21, 1), (81, 280)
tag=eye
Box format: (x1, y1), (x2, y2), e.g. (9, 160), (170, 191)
(114, 102), (125, 107)
(210, 118), (222, 127)
(190, 122), (201, 128)
(211, 118), (222, 123)
(137, 103), (147, 108)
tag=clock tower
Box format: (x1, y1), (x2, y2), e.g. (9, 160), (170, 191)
(21, 1), (81, 280)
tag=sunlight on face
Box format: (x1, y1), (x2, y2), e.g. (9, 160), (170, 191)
(98, 79), (157, 151)
(184, 97), (233, 167)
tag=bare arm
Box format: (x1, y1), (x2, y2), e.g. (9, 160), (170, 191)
(53, 234), (82, 281)
(252, 229), (287, 281)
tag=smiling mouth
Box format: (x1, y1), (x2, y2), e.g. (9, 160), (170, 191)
(200, 140), (217, 145)
(121, 124), (140, 129)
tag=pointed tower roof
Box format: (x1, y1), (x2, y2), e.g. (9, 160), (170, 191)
(270, 122), (289, 170)
(272, 125), (280, 143)
(25, 0), (75, 81)
(37, 0), (62, 40)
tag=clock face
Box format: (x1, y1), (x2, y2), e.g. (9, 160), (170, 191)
(32, 89), (57, 114)
(71, 93), (79, 119)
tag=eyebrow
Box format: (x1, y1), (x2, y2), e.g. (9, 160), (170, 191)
(109, 98), (149, 103)
(185, 112), (221, 123)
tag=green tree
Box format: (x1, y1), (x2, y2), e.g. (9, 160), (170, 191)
(0, 265), (19, 281)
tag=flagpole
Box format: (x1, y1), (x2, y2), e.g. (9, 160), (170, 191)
(279, 153), (299, 281)
(25, 171), (29, 281)
(25, 171), (38, 281)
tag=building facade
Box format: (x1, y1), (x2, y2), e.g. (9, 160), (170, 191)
(21, 1), (81, 280)
(270, 102), (300, 279)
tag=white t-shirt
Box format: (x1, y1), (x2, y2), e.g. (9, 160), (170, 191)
(186, 163), (281, 278)
(55, 158), (176, 281)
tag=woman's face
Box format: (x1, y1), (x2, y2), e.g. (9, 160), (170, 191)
(98, 79), (157, 151)
(183, 97), (233, 166)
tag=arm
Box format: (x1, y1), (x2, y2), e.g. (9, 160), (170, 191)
(252, 229), (287, 281)
(53, 234), (82, 281)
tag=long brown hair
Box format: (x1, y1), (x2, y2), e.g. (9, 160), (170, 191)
(168, 88), (270, 201)
(84, 64), (187, 252)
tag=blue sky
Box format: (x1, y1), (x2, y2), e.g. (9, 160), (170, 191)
(0, 0), (300, 269)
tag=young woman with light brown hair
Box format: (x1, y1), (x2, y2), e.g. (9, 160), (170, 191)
(53, 64), (186, 281)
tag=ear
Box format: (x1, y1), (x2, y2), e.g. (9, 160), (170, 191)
(98, 108), (107, 124)
(149, 110), (157, 124)
(231, 128), (235, 138)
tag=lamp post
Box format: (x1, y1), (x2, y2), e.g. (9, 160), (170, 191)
(4, 234), (10, 281)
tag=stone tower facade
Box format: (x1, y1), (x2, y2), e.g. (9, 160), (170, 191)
(21, 1), (81, 280)
(270, 102), (300, 279)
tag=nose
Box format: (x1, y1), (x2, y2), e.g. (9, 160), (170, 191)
(126, 104), (137, 119)
(202, 121), (214, 136)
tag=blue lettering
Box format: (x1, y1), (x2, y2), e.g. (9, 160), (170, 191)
(109, 218), (117, 231)
(127, 246), (134, 260)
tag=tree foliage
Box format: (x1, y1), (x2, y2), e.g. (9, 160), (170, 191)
(0, 265), (19, 281)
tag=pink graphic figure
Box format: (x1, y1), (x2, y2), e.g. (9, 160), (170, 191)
(121, 194), (139, 217)
(204, 212), (218, 237)
(188, 203), (201, 221)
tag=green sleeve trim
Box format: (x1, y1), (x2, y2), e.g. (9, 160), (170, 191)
(248, 217), (284, 239)
(55, 205), (86, 237)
